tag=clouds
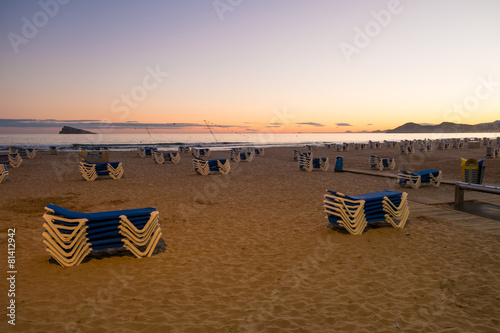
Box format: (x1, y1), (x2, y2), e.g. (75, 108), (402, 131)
(0, 118), (238, 130)
(296, 122), (325, 127)
(336, 123), (352, 127)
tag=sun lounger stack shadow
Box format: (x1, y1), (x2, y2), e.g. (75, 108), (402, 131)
(79, 160), (124, 181)
(397, 169), (442, 189)
(0, 153), (23, 168)
(323, 190), (409, 235)
(153, 151), (180, 164)
(42, 204), (162, 267)
(369, 156), (395, 170)
(193, 158), (230, 175)
(0, 164), (8, 183)
(298, 155), (329, 171)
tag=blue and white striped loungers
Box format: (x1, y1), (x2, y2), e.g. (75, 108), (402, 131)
(79, 160), (124, 181)
(193, 158), (230, 175)
(324, 190), (409, 235)
(42, 204), (162, 267)
(397, 169), (442, 189)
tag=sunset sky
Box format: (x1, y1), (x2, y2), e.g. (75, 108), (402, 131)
(1, 0), (499, 134)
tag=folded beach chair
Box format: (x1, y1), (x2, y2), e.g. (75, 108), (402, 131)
(191, 148), (211, 158)
(79, 160), (124, 181)
(369, 156), (395, 170)
(178, 146), (190, 153)
(193, 158), (230, 175)
(153, 151), (180, 164)
(42, 204), (162, 267)
(397, 169), (442, 189)
(324, 190), (409, 235)
(299, 155), (329, 171)
(0, 153), (23, 168)
(0, 164), (8, 183)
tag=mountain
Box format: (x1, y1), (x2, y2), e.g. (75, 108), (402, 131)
(386, 120), (500, 133)
(59, 126), (96, 134)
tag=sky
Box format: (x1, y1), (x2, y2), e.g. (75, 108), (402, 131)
(1, 0), (499, 134)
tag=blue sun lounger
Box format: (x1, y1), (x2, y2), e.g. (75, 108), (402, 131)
(42, 204), (162, 267)
(323, 190), (409, 235)
(397, 169), (442, 189)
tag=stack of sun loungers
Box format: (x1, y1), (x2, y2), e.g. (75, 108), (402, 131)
(0, 164), (8, 183)
(369, 156), (395, 170)
(231, 150), (255, 162)
(79, 160), (124, 181)
(153, 151), (180, 164)
(485, 147), (499, 159)
(298, 155), (329, 171)
(42, 204), (162, 267)
(252, 148), (265, 156)
(293, 150), (312, 161)
(193, 158), (230, 175)
(191, 148), (211, 158)
(323, 190), (409, 235)
(9, 147), (36, 159)
(137, 147), (157, 158)
(397, 169), (442, 189)
(0, 153), (22, 168)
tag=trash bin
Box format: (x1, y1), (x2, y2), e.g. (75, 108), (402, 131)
(461, 158), (485, 184)
(334, 156), (344, 172)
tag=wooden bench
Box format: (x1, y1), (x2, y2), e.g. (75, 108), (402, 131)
(454, 182), (500, 205)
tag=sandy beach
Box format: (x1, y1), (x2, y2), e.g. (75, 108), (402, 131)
(1, 143), (500, 332)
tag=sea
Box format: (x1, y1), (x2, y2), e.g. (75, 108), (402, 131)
(1, 132), (499, 152)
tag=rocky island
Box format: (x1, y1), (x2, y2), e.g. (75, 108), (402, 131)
(59, 126), (96, 134)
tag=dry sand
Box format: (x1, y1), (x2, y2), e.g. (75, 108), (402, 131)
(1, 144), (499, 332)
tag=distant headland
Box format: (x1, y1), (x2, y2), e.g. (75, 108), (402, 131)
(385, 120), (500, 133)
(59, 126), (96, 134)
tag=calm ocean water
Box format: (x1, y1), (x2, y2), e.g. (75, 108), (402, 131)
(1, 132), (499, 151)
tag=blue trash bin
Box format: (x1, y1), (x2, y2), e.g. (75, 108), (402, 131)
(334, 156), (343, 172)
